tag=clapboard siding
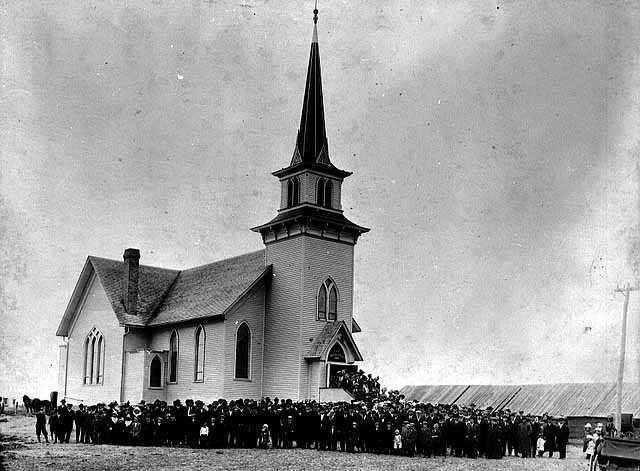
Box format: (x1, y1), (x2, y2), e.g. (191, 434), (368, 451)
(148, 318), (225, 403)
(64, 272), (124, 404)
(264, 237), (304, 399)
(223, 283), (266, 399)
(299, 237), (354, 396)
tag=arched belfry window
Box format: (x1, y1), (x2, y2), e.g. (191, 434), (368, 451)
(317, 279), (338, 321)
(235, 323), (251, 379)
(194, 326), (205, 382)
(317, 178), (325, 206)
(287, 178), (300, 208)
(328, 343), (346, 363)
(324, 180), (332, 208)
(150, 355), (162, 388)
(83, 328), (104, 385)
(169, 330), (178, 383)
(316, 178), (332, 208)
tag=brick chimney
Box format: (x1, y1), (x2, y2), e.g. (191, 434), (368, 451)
(123, 248), (140, 315)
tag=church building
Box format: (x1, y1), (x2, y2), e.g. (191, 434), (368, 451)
(56, 10), (369, 405)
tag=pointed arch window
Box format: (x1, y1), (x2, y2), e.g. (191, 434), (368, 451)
(317, 178), (325, 206)
(83, 328), (104, 384)
(287, 177), (300, 208)
(316, 178), (332, 208)
(317, 284), (327, 320)
(169, 330), (178, 383)
(324, 180), (332, 208)
(150, 355), (162, 388)
(194, 326), (205, 382)
(317, 279), (338, 321)
(235, 323), (251, 379)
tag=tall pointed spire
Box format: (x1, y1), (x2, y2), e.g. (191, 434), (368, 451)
(291, 6), (330, 166)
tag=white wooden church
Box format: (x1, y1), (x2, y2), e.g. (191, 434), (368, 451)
(56, 11), (369, 405)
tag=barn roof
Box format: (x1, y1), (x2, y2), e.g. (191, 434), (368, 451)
(400, 383), (640, 417)
(56, 250), (268, 336)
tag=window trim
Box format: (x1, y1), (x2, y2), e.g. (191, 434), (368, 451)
(234, 322), (251, 380)
(168, 329), (179, 384)
(193, 325), (205, 383)
(82, 328), (105, 386)
(317, 278), (338, 322)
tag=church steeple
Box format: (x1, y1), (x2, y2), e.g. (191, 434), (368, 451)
(293, 8), (329, 167)
(253, 6), (369, 245)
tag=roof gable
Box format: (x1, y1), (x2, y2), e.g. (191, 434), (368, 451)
(89, 256), (180, 327)
(305, 320), (363, 362)
(57, 250), (268, 335)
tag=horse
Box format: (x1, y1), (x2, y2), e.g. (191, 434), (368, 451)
(23, 395), (33, 415)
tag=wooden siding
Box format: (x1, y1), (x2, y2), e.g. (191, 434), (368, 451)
(223, 283), (266, 399)
(148, 318), (226, 403)
(264, 237), (305, 399)
(264, 233), (357, 400)
(64, 272), (124, 404)
(123, 351), (145, 403)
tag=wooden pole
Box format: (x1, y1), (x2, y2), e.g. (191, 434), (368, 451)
(614, 283), (638, 434)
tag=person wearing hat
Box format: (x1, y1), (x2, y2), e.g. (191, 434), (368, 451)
(556, 417), (569, 459)
(74, 404), (85, 444)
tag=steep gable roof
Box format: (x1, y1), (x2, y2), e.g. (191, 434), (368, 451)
(305, 320), (363, 362)
(148, 250), (268, 326)
(57, 250), (268, 336)
(90, 256), (180, 326)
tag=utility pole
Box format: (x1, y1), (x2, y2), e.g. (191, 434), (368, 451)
(614, 283), (639, 434)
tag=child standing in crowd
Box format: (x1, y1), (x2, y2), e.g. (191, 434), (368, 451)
(393, 429), (402, 455)
(536, 433), (545, 457)
(199, 422), (209, 448)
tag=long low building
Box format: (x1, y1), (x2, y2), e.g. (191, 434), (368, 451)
(400, 383), (640, 438)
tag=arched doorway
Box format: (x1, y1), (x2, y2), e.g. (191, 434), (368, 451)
(326, 343), (356, 387)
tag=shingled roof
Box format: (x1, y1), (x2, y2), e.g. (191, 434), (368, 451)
(305, 320), (363, 362)
(149, 250), (269, 326)
(56, 250), (268, 336)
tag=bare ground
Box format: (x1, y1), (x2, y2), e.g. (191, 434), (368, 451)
(1, 415), (588, 470)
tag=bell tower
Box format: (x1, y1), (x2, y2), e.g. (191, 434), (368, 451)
(252, 7), (368, 400)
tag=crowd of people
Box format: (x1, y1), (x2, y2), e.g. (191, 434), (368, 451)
(33, 394), (577, 461)
(330, 369), (381, 402)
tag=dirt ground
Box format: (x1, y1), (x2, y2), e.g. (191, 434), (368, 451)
(1, 414), (588, 470)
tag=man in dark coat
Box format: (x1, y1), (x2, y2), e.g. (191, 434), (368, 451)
(517, 417), (531, 457)
(35, 408), (49, 443)
(556, 417), (570, 459)
(75, 404), (85, 443)
(543, 417), (556, 458)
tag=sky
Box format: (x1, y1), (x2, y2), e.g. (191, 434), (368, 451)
(1, 0), (640, 398)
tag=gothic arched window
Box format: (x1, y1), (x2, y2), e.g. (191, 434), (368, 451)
(169, 330), (178, 383)
(194, 326), (205, 382)
(328, 343), (346, 363)
(235, 323), (251, 379)
(316, 177), (325, 206)
(317, 279), (338, 321)
(150, 355), (162, 388)
(317, 284), (327, 320)
(287, 178), (300, 208)
(324, 180), (333, 208)
(83, 328), (104, 384)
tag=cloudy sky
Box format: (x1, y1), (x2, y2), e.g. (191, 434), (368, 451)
(2, 0), (640, 398)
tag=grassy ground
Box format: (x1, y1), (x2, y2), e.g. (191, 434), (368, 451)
(1, 414), (588, 470)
